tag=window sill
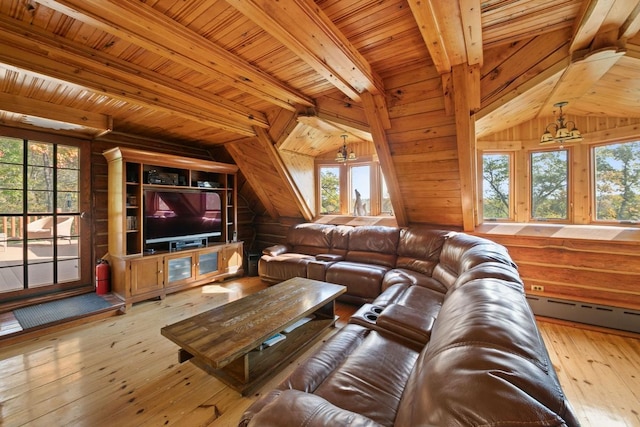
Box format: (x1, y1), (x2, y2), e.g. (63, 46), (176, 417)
(476, 223), (640, 243)
(314, 215), (398, 227)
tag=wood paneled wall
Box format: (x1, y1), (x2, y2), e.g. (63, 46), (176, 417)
(383, 63), (462, 226)
(475, 227), (640, 310)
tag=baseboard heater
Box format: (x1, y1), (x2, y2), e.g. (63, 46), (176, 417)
(526, 295), (640, 334)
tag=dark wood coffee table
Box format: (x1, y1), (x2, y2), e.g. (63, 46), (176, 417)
(160, 277), (346, 395)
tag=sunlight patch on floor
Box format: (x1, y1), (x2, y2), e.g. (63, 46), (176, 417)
(201, 284), (234, 294)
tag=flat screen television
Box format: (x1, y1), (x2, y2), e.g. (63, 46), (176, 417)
(144, 189), (222, 249)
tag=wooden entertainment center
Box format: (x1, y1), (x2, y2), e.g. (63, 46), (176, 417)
(104, 147), (243, 310)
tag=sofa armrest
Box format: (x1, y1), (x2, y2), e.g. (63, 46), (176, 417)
(316, 253), (344, 262)
(377, 304), (435, 345)
(262, 244), (290, 256)
(242, 389), (384, 427)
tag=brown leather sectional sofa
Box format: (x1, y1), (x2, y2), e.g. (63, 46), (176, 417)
(242, 223), (580, 426)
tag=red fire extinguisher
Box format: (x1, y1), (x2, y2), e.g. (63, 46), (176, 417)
(96, 259), (110, 295)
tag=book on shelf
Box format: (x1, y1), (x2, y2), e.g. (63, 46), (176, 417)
(258, 333), (286, 351)
(283, 315), (315, 334)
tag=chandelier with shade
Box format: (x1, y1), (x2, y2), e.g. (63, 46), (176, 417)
(540, 101), (583, 145)
(335, 134), (357, 162)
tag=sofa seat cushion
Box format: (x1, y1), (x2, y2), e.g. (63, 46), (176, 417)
(258, 253), (314, 282)
(245, 389), (383, 427)
(325, 261), (390, 302)
(382, 268), (447, 294)
(374, 282), (444, 314)
(281, 324), (371, 392)
(313, 329), (420, 426)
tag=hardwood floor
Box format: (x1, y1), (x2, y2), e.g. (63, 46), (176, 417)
(0, 277), (638, 427)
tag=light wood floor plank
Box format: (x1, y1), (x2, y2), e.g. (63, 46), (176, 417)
(538, 321), (640, 426)
(0, 277), (638, 427)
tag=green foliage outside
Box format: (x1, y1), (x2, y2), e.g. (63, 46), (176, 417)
(531, 150), (568, 219)
(483, 141), (640, 223)
(0, 137), (79, 236)
(482, 154), (510, 219)
(595, 141), (640, 221)
(320, 167), (340, 214)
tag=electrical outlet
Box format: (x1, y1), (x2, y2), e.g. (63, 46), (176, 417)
(532, 285), (544, 292)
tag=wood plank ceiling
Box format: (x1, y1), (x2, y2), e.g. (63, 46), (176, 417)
(0, 0), (639, 226)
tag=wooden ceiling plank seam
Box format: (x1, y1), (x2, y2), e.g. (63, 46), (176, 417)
(226, 0), (384, 101)
(254, 127), (314, 221)
(483, 20), (574, 51)
(482, 2), (580, 38)
(37, 0), (313, 110)
(0, 14), (269, 130)
(481, 29), (572, 104)
(361, 91), (407, 226)
(476, 58), (568, 136)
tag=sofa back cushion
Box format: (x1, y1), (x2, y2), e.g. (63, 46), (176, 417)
(396, 227), (452, 276)
(287, 223), (333, 255)
(329, 225), (352, 257)
(431, 233), (515, 289)
(345, 226), (399, 268)
(395, 278), (580, 427)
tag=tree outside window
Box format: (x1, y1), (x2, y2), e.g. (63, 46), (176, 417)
(482, 153), (511, 219)
(317, 161), (391, 217)
(531, 150), (569, 220)
(0, 136), (82, 294)
(319, 166), (341, 214)
(594, 141), (640, 222)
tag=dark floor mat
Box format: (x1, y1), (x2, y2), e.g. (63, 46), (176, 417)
(13, 293), (112, 329)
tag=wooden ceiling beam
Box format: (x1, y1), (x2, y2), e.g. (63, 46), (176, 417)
(571, 0), (615, 53)
(452, 63), (477, 231)
(620, 2), (640, 39)
(0, 15), (268, 134)
(38, 0), (313, 111)
(254, 127), (314, 221)
(407, 0), (482, 75)
(0, 44), (255, 137)
(361, 92), (407, 227)
(226, 0), (384, 101)
(225, 140), (280, 220)
(0, 92), (112, 136)
(571, 0), (640, 52)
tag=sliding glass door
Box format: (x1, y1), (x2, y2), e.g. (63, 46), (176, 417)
(0, 135), (91, 301)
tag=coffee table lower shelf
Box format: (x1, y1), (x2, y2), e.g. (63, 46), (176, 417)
(180, 315), (337, 396)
